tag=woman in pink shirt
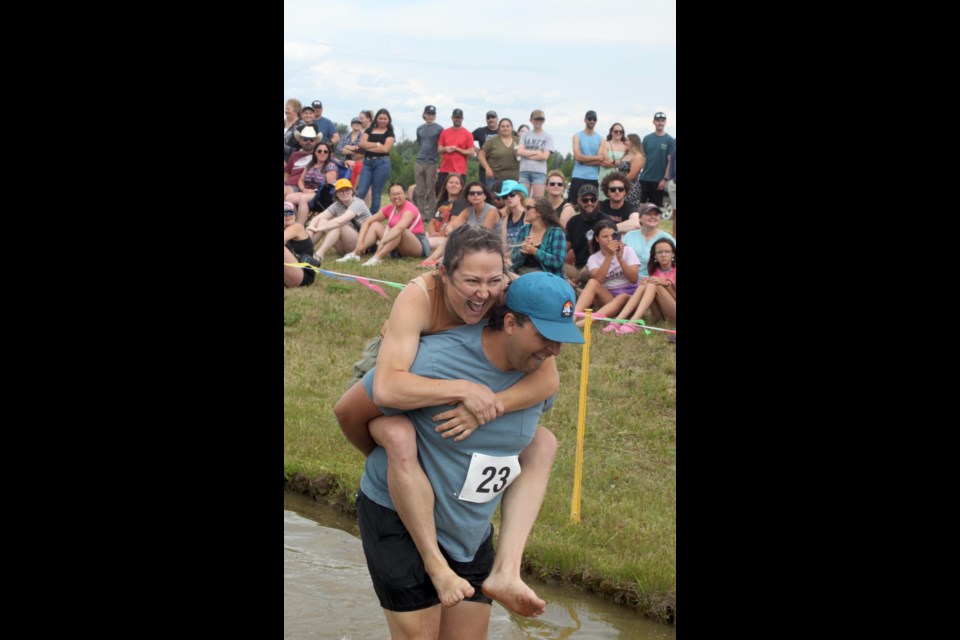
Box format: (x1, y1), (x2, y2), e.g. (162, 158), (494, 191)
(346, 183), (430, 267)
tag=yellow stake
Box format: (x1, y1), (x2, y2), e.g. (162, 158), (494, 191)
(570, 308), (592, 523)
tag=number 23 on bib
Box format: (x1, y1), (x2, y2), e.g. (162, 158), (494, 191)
(457, 453), (521, 503)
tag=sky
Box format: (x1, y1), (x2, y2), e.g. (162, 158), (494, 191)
(283, 1), (675, 156)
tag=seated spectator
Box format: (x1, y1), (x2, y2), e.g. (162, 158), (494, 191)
(573, 220), (641, 327)
(283, 127), (318, 198)
(497, 180), (530, 256)
(421, 180), (494, 268)
(544, 170), (577, 229)
(307, 179), (372, 260)
(598, 171), (641, 232)
(338, 183), (430, 267)
(284, 141), (338, 225)
(511, 199), (567, 277)
(605, 238), (676, 334)
(621, 203), (676, 275)
(284, 202), (318, 288)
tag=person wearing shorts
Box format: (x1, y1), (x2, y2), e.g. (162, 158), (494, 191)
(517, 109), (553, 198)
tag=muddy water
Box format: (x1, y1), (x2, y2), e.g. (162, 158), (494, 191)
(284, 491), (675, 640)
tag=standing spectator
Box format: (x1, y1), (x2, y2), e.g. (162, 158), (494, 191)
(307, 100), (340, 147)
(355, 110), (374, 204)
(517, 110), (554, 199)
(437, 108), (476, 193)
(478, 118), (520, 184)
(597, 123), (627, 201)
(620, 133), (646, 211)
(638, 112), (675, 208)
(569, 110), (604, 205)
(355, 108), (396, 214)
(511, 199), (567, 277)
(667, 140), (676, 238)
(284, 98), (303, 162)
(472, 110), (500, 185)
(338, 117), (365, 184)
(414, 105), (443, 220)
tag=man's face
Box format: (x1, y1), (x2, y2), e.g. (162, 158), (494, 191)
(506, 315), (562, 374)
(585, 116), (596, 131)
(579, 193), (598, 214)
(486, 114), (498, 129)
(452, 115), (464, 127)
(654, 117), (666, 132)
(424, 113), (436, 123)
(606, 181), (626, 204)
(300, 137), (317, 151)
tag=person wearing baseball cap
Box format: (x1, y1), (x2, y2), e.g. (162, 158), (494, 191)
(415, 106), (443, 221)
(562, 183), (613, 286)
(347, 269), (578, 636)
(310, 178), (373, 261)
(622, 202), (675, 276)
(517, 109), (553, 198)
(569, 110), (603, 207)
(306, 100), (340, 147)
(472, 110), (501, 185)
(437, 108), (475, 197)
(637, 111), (674, 209)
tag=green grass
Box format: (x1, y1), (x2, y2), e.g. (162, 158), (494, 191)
(284, 246), (676, 623)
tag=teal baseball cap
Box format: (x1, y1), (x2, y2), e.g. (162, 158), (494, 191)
(505, 273), (584, 344)
(496, 180), (528, 198)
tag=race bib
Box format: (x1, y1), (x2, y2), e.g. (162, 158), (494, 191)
(457, 453), (521, 504)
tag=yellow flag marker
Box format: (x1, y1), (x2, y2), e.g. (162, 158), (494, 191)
(570, 308), (592, 523)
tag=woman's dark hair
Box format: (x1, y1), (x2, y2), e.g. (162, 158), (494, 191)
(438, 174), (466, 203)
(589, 220), (620, 254)
(487, 305), (530, 331)
(367, 108), (395, 139)
(441, 224), (505, 275)
(498, 118), (514, 130)
(532, 199), (562, 229)
(648, 238), (676, 276)
(388, 182), (406, 194)
(304, 142), (334, 170)
(600, 170), (631, 196)
(606, 122), (625, 141)
(462, 181), (493, 204)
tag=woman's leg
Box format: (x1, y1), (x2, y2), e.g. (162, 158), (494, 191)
(627, 283), (660, 321)
(591, 293), (631, 322)
(332, 380), (384, 455)
(424, 236), (447, 263)
(480, 426), (554, 617)
(371, 414), (475, 608)
(313, 226), (341, 259)
(333, 225), (360, 256)
(398, 230), (427, 258)
(283, 246), (304, 287)
(653, 285), (676, 323)
(617, 281), (648, 319)
(355, 222), (386, 255)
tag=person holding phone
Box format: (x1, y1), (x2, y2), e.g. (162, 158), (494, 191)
(573, 220), (641, 328)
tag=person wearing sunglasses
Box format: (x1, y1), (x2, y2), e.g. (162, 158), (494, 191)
(517, 110), (554, 199)
(598, 171), (641, 232)
(284, 202), (318, 288)
(544, 170), (577, 229)
(637, 111), (675, 208)
(568, 110), (604, 206)
(495, 180), (530, 258)
(597, 122), (627, 202)
(283, 127), (319, 198)
(562, 184), (613, 288)
(284, 141), (338, 225)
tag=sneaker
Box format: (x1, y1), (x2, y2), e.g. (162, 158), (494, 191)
(362, 256), (382, 267)
(617, 323), (638, 335)
(336, 253), (360, 263)
(602, 323), (620, 334)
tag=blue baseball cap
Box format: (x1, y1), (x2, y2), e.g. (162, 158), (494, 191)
(505, 273), (584, 344)
(496, 180), (529, 198)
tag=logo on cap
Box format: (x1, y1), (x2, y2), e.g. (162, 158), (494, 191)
(562, 300), (573, 318)
(654, 112), (667, 119)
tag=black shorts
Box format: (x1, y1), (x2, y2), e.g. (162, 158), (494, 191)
(356, 491), (494, 612)
(639, 180), (666, 207)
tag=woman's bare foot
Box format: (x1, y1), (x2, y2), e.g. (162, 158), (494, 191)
(481, 572), (546, 617)
(429, 567), (475, 607)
